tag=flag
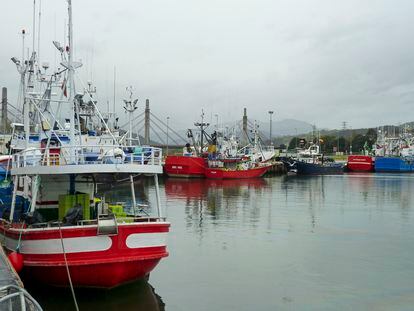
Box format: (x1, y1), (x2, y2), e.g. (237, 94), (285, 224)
(61, 78), (67, 97)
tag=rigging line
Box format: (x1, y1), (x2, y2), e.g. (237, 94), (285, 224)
(132, 119), (145, 133)
(149, 119), (169, 136)
(149, 124), (166, 144)
(136, 125), (145, 138)
(58, 223), (79, 311)
(119, 112), (144, 129)
(149, 113), (187, 142)
(246, 121), (267, 140)
(150, 120), (181, 146)
(119, 113), (145, 129)
(76, 74), (117, 143)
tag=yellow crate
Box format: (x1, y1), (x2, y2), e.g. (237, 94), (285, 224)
(108, 204), (123, 215)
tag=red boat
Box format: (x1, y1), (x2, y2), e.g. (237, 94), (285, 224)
(164, 155), (206, 178)
(0, 218), (169, 288)
(347, 155), (374, 172)
(2, 0), (170, 289)
(204, 164), (271, 179)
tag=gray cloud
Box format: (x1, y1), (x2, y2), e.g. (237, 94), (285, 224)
(1, 0), (414, 132)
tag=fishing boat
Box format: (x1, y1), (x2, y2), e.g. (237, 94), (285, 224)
(374, 157), (414, 172)
(346, 155), (374, 172)
(164, 112), (212, 178)
(164, 155), (206, 178)
(294, 160), (344, 175)
(204, 157), (271, 179)
(372, 126), (414, 172)
(289, 144), (344, 175)
(0, 0), (169, 288)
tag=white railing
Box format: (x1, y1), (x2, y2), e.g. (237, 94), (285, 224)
(0, 285), (43, 311)
(12, 145), (163, 169)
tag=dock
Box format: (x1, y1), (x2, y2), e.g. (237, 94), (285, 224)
(0, 245), (43, 310)
(267, 161), (287, 174)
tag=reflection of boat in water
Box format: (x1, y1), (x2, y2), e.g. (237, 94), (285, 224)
(164, 178), (267, 199)
(204, 178), (267, 188)
(27, 279), (165, 311)
(164, 178), (206, 199)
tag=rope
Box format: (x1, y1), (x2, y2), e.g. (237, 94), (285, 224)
(58, 223), (79, 311)
(16, 220), (25, 252)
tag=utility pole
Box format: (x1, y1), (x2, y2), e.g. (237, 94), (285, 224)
(295, 128), (298, 148)
(342, 121), (347, 154)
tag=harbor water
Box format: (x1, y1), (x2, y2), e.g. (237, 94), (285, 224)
(28, 174), (414, 310)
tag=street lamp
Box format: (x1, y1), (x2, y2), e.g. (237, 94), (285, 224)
(295, 128), (298, 148)
(166, 116), (170, 155)
(268, 111), (274, 145)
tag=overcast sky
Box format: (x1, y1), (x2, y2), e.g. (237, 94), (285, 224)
(1, 0), (414, 131)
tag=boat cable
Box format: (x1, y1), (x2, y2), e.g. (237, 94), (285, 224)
(16, 220), (26, 252)
(58, 222), (80, 311)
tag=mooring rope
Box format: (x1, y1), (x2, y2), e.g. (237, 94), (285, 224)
(58, 223), (79, 311)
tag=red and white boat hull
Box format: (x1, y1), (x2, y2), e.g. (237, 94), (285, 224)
(0, 221), (169, 288)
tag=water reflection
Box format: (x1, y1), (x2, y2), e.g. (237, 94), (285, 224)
(25, 174), (414, 310)
(26, 280), (165, 311)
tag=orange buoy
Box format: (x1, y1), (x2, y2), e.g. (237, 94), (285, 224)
(8, 252), (24, 273)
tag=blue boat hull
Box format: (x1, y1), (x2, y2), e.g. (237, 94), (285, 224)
(374, 157), (414, 172)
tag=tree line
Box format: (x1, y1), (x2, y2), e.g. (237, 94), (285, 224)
(287, 128), (377, 154)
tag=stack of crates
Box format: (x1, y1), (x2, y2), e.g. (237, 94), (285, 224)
(58, 193), (91, 221)
(108, 203), (127, 218)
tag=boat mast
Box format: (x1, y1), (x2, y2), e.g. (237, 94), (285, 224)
(123, 86), (138, 145)
(21, 30), (30, 148)
(67, 0), (76, 162)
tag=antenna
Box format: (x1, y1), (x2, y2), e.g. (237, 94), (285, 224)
(113, 66), (116, 114)
(37, 0), (42, 63)
(32, 0), (36, 53)
(123, 86), (138, 144)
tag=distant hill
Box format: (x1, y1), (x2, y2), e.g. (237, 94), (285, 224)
(146, 118), (414, 146)
(257, 119), (314, 137)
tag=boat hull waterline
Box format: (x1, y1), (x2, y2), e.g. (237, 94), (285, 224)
(0, 220), (170, 288)
(204, 165), (271, 179)
(295, 161), (344, 175)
